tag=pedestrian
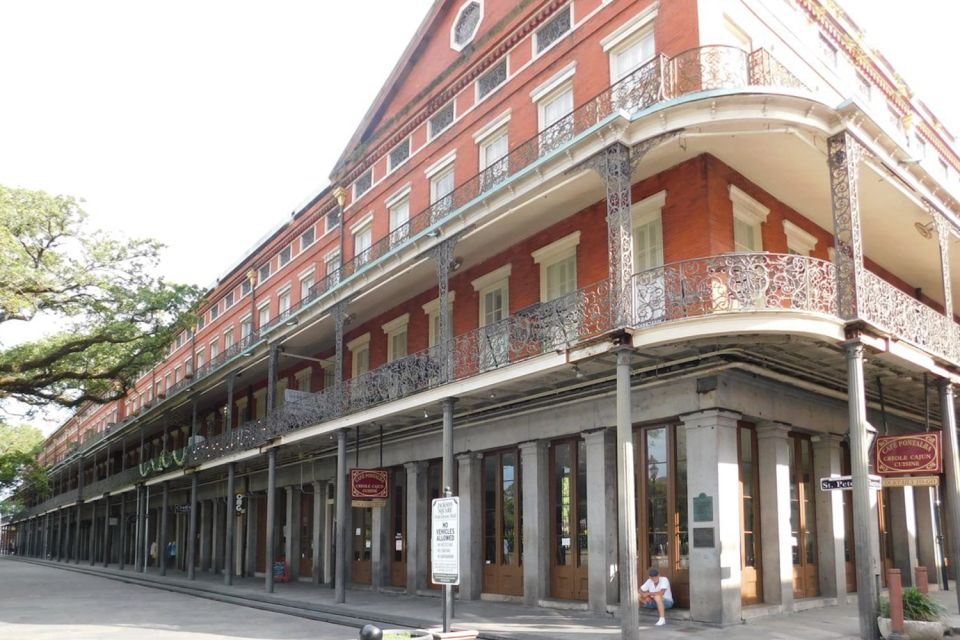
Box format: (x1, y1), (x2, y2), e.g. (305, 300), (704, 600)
(166, 540), (177, 568)
(639, 567), (674, 626)
(149, 540), (158, 566)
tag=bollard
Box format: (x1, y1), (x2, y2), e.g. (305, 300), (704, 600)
(359, 624), (382, 640)
(888, 569), (905, 637)
(915, 566), (929, 593)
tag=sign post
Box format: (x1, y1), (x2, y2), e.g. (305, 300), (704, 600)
(432, 491), (459, 634)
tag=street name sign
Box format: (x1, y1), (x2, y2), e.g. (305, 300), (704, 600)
(820, 475), (882, 491)
(431, 496), (460, 585)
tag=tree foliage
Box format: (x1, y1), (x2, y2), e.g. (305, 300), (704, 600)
(0, 422), (47, 514)
(0, 184), (201, 408)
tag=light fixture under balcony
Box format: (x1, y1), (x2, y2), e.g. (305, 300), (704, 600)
(284, 317), (299, 327)
(914, 221), (935, 239)
(572, 365), (585, 379)
(242, 350), (254, 358)
(428, 229), (442, 238)
(450, 257), (463, 272)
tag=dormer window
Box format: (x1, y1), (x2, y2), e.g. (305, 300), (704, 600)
(451, 1), (482, 51)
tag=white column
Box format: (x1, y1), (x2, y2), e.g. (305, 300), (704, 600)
(457, 452), (483, 600)
(812, 434), (847, 598)
(914, 486), (942, 588)
(681, 410), (742, 624)
(583, 428), (618, 613)
(888, 487), (919, 587)
(757, 423), (794, 611)
(405, 461), (428, 594)
(371, 497), (390, 590)
(519, 439), (549, 607)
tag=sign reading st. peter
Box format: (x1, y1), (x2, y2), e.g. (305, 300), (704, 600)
(875, 433), (942, 476)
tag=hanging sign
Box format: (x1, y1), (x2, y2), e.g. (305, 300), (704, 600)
(875, 433), (942, 476)
(431, 496), (460, 585)
(350, 469), (389, 500)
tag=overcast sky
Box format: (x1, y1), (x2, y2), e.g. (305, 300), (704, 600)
(0, 0), (957, 434)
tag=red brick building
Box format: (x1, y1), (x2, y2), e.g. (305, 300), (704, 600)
(9, 1), (960, 637)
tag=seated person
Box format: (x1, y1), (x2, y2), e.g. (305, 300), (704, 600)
(639, 567), (674, 626)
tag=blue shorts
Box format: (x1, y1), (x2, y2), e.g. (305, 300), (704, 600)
(644, 597), (674, 609)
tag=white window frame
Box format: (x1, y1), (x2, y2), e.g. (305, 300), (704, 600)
(632, 190), (667, 273)
(729, 185), (769, 252)
(347, 333), (372, 378)
(209, 338), (219, 362)
(277, 286), (292, 315)
(325, 207), (341, 234)
(388, 137), (411, 173)
(531, 231), (581, 302)
(604, 17), (656, 84)
(257, 300), (271, 328)
(450, 0), (483, 52)
(533, 67), (575, 133)
(423, 292), (456, 348)
(428, 101), (456, 140)
(471, 264), (512, 326)
(475, 58), (509, 103)
(382, 313), (411, 362)
(299, 266), (316, 301)
(240, 314), (253, 340)
(351, 213), (374, 263)
(783, 220), (818, 256)
(279, 244), (292, 268)
(300, 225), (316, 251)
(534, 3), (572, 58)
(258, 262), (272, 285)
(224, 326), (235, 350)
(387, 185), (413, 236)
(352, 168), (373, 201)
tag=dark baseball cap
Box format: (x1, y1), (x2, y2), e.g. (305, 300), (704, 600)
(649, 568), (659, 577)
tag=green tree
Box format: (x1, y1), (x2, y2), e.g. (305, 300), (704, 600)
(0, 422), (47, 514)
(0, 184), (201, 408)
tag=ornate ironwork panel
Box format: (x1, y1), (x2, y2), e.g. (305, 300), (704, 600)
(632, 253), (837, 327)
(935, 213), (955, 333)
(748, 48), (808, 91)
(334, 299), (347, 412)
(666, 46), (748, 97)
(828, 131), (865, 320)
(430, 236), (457, 382)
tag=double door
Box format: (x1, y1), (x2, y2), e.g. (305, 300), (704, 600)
(549, 439), (588, 601)
(482, 449), (523, 596)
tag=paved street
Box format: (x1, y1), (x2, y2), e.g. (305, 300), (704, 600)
(0, 560), (356, 639)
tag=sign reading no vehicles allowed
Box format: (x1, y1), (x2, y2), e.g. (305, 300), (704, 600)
(431, 496), (460, 585)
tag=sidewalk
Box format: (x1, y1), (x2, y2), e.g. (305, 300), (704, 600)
(7, 556), (960, 639)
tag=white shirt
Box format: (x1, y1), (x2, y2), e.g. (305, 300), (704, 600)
(641, 576), (673, 602)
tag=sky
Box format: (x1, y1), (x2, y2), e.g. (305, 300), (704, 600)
(0, 0), (957, 436)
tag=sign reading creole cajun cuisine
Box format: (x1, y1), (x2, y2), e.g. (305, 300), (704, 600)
(350, 468), (389, 500)
(875, 433), (942, 476)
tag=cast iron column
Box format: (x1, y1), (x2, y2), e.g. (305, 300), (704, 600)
(265, 448), (277, 593)
(846, 340), (880, 640)
(939, 380), (960, 615)
(828, 131), (866, 320)
(187, 473), (198, 580)
(615, 346), (640, 639)
(335, 428), (348, 603)
(118, 492), (127, 570)
(102, 493), (111, 567)
(159, 482), (169, 576)
(141, 484), (151, 573)
(224, 462), (236, 585)
(442, 397), (457, 627)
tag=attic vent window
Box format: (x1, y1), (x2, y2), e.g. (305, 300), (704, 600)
(452, 1), (482, 51)
(535, 5), (571, 54)
(477, 59), (507, 99)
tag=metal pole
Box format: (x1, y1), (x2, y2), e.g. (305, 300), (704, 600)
(56, 507), (63, 562)
(615, 346), (640, 640)
(225, 463), (236, 585)
(141, 484), (151, 573)
(939, 380), (960, 614)
(89, 501), (97, 565)
(159, 482), (169, 577)
(118, 492), (127, 570)
(266, 448), (277, 593)
(442, 397), (456, 630)
(847, 340), (880, 640)
(102, 493), (111, 567)
(335, 429), (347, 603)
(73, 501), (81, 565)
(187, 474), (198, 580)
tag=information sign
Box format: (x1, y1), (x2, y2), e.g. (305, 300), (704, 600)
(431, 496), (460, 585)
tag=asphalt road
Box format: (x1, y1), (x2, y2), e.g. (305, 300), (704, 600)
(0, 559), (358, 639)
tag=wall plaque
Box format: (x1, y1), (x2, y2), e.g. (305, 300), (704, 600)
(693, 492), (713, 522)
(875, 433), (942, 476)
(693, 527), (715, 549)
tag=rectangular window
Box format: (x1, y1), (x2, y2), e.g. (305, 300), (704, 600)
(477, 59), (507, 99)
(241, 279), (251, 296)
(258, 263), (271, 284)
(538, 85), (574, 154)
(544, 254), (577, 301)
(325, 251), (341, 286)
(610, 28), (655, 83)
(196, 349), (205, 370)
(300, 226), (315, 250)
(389, 330), (408, 361)
(354, 223), (373, 264)
(325, 207), (341, 233)
(424, 295), (455, 348)
(353, 169), (373, 199)
(279, 245), (292, 267)
(240, 316), (253, 340)
(388, 138), (410, 171)
(323, 365), (335, 390)
(299, 270), (315, 301)
(389, 197), (410, 241)
(224, 327), (235, 350)
(633, 214), (664, 273)
(209, 339), (219, 362)
(428, 102), (455, 139)
(225, 291), (235, 308)
(278, 289), (291, 315)
(174, 366), (182, 383)
(210, 304), (220, 321)
(197, 315), (205, 330)
(258, 302), (270, 328)
(734, 217), (761, 252)
(430, 166), (455, 221)
(535, 5), (571, 54)
(479, 129), (509, 190)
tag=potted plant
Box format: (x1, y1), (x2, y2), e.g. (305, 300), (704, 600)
(878, 587), (948, 640)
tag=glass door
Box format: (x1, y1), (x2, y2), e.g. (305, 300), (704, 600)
(482, 449), (523, 596)
(351, 507), (372, 585)
(549, 439), (588, 601)
(299, 492), (313, 578)
(636, 425), (689, 607)
(390, 467), (406, 588)
(788, 434), (819, 598)
(738, 424), (762, 604)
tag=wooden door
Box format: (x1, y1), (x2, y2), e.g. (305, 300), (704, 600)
(351, 507), (372, 585)
(549, 439), (588, 601)
(255, 495), (266, 573)
(390, 468), (406, 588)
(636, 425), (689, 607)
(739, 424), (762, 605)
(299, 492), (313, 578)
(789, 434), (819, 599)
(878, 489), (895, 586)
(482, 449), (523, 596)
